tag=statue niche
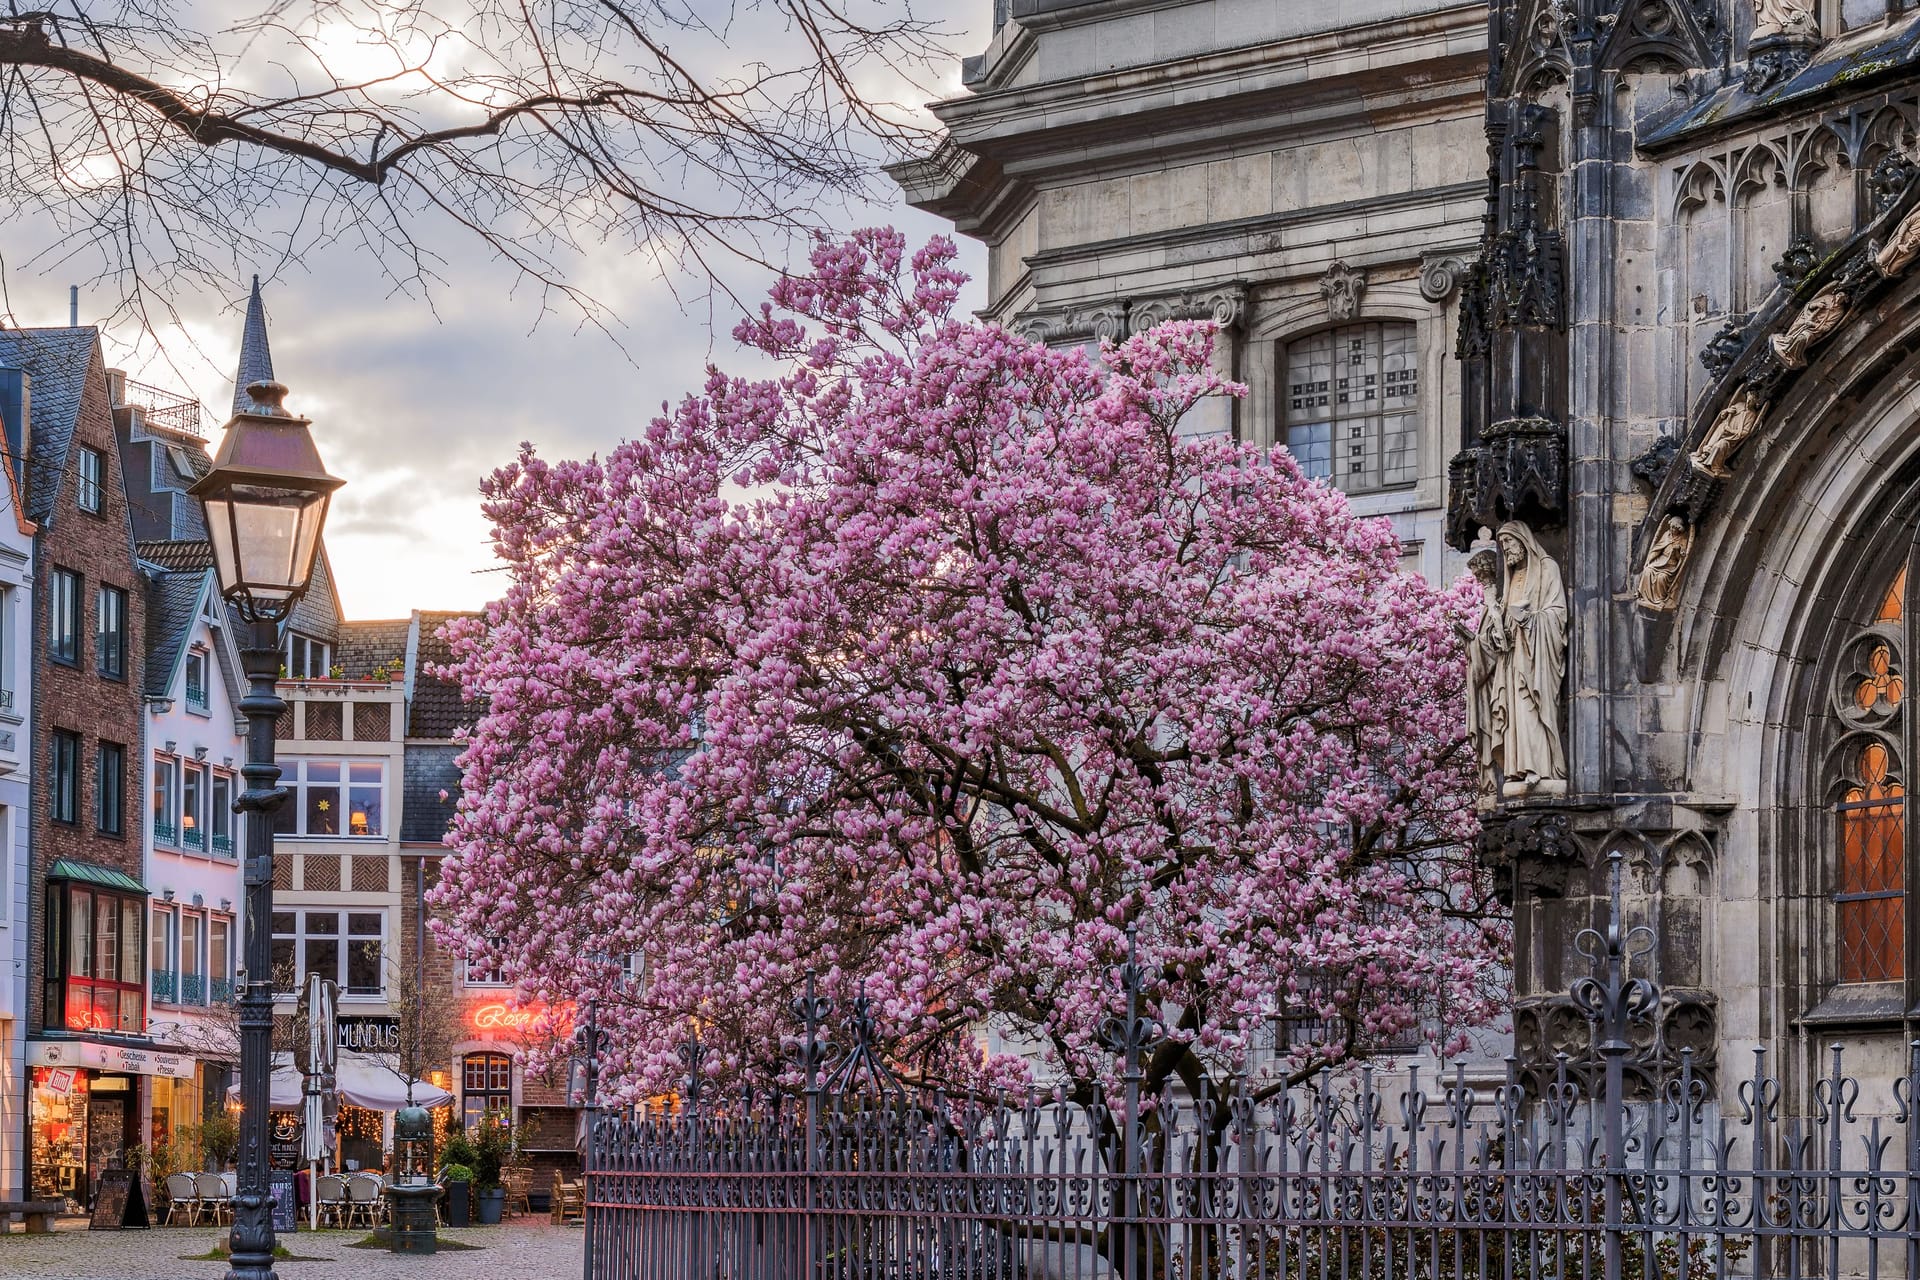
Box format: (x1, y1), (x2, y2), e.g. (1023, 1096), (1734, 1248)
(1468, 521), (1570, 803)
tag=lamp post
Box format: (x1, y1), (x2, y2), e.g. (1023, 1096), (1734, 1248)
(191, 378), (342, 1280)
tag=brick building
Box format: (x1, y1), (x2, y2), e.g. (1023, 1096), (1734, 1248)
(8, 326), (172, 1207)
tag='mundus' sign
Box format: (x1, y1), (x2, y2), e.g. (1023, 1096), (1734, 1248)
(337, 1017), (401, 1053)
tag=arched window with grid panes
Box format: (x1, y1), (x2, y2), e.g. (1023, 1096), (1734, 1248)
(1281, 322), (1420, 493)
(1831, 566), (1909, 987)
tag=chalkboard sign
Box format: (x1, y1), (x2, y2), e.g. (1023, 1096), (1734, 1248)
(269, 1111), (303, 1171)
(270, 1171), (298, 1232)
(89, 1168), (151, 1230)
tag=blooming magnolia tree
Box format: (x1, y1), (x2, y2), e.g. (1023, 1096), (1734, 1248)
(430, 229), (1505, 1104)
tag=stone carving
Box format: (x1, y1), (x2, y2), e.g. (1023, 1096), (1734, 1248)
(1444, 419), (1569, 551)
(1750, 0), (1818, 44)
(1698, 314), (1749, 379)
(1320, 261), (1367, 321)
(1743, 42), (1813, 93)
(1011, 304), (1127, 346)
(1125, 286), (1246, 335)
(1635, 515), (1694, 612)
(1466, 546), (1508, 805)
(1874, 202), (1920, 276)
(1769, 282), (1851, 369)
(1630, 434), (1682, 491)
(1868, 152), (1919, 217)
(1771, 234), (1818, 288)
(1467, 520), (1569, 801)
(1688, 387), (1768, 477)
(1419, 253), (1471, 303)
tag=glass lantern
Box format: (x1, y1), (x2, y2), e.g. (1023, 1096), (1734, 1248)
(392, 1105), (434, 1186)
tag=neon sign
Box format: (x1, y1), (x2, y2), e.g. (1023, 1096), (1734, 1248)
(470, 1002), (572, 1035)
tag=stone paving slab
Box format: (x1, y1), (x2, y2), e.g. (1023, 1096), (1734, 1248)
(0, 1218), (584, 1279)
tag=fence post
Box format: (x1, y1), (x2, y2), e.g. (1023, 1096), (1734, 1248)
(1568, 851), (1659, 1280)
(791, 974), (832, 1280)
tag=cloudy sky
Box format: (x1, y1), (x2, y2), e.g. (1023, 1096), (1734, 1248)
(2, 1), (989, 619)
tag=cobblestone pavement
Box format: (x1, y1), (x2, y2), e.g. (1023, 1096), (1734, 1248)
(0, 1218), (585, 1279)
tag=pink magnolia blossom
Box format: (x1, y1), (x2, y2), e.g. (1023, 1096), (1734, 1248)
(429, 229), (1506, 1102)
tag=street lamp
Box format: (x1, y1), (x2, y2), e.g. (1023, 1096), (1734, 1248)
(192, 378), (342, 1280)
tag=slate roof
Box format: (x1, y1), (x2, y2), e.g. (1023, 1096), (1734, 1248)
(400, 743), (463, 843)
(0, 327), (101, 522)
(140, 565), (210, 700)
(337, 618), (409, 679)
(1644, 14), (1920, 148)
(136, 539), (214, 571)
(407, 610), (478, 739)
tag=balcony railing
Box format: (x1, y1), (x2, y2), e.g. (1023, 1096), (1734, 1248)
(211, 832), (233, 856)
(182, 826), (204, 851)
(151, 969), (176, 1003)
(184, 681), (209, 713)
(179, 973), (206, 1004)
(154, 820), (176, 846)
(210, 977), (235, 1003)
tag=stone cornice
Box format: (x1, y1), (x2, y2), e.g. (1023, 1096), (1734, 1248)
(933, 9), (1486, 169)
(1010, 283), (1249, 344)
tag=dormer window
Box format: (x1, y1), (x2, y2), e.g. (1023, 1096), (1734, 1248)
(285, 631), (331, 680)
(185, 649), (209, 714)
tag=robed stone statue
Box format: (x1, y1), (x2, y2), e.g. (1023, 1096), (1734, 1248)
(1467, 520), (1569, 802)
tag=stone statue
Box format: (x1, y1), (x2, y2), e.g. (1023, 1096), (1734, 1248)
(1688, 388), (1767, 477)
(1770, 282), (1850, 369)
(1465, 546), (1508, 805)
(1635, 515), (1693, 612)
(1466, 521), (1569, 801)
(1751, 0), (1819, 41)
(1876, 203), (1920, 276)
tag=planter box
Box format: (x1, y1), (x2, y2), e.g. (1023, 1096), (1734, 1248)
(474, 1187), (505, 1226)
(444, 1181), (470, 1228)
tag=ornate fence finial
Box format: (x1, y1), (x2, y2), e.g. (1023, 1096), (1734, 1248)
(787, 971), (834, 1095)
(823, 983), (904, 1099)
(1569, 849), (1659, 1061)
(679, 1024), (704, 1113)
(1101, 923), (1160, 1083)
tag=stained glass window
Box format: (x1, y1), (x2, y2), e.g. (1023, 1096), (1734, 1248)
(1839, 740), (1905, 983)
(1283, 322), (1420, 493)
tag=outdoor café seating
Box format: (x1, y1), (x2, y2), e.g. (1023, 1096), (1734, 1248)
(314, 1173), (349, 1227)
(194, 1172), (234, 1225)
(163, 1173), (200, 1225)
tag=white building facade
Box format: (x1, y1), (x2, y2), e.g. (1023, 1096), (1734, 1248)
(139, 561), (247, 1153)
(0, 383), (33, 1202)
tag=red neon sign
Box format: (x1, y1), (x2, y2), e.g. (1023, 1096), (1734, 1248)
(469, 1001), (573, 1036)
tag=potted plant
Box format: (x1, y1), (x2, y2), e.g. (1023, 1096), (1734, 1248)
(470, 1118), (510, 1225)
(439, 1129), (477, 1228)
(440, 1163), (474, 1228)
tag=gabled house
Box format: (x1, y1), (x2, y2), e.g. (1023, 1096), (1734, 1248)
(135, 551), (247, 1153)
(4, 326), (168, 1210)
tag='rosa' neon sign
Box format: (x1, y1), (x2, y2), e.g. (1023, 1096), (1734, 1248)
(469, 1001), (575, 1035)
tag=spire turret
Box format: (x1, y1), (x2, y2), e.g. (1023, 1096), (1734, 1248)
(232, 275), (275, 418)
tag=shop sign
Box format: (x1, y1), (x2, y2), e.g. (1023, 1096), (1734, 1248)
(28, 1039), (195, 1079)
(470, 1001), (571, 1037)
(337, 1017), (401, 1053)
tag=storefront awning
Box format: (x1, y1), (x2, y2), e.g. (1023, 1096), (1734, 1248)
(46, 858), (146, 894)
(28, 1037), (194, 1079)
(230, 1051), (454, 1111)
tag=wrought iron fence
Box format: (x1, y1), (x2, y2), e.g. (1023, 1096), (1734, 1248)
(585, 858), (1920, 1279)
